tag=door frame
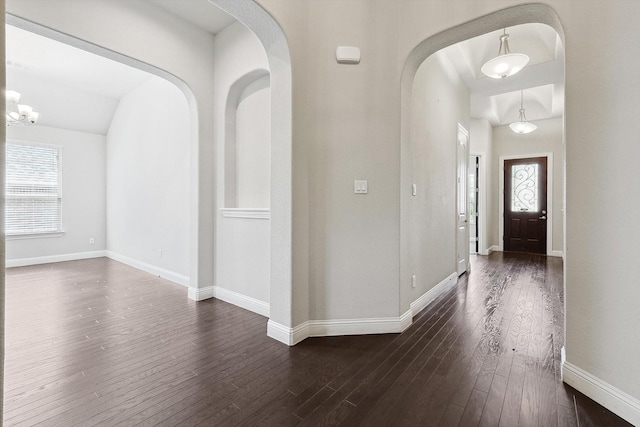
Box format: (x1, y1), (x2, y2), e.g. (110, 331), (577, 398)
(470, 152), (488, 255)
(456, 123), (470, 275)
(499, 153), (553, 255)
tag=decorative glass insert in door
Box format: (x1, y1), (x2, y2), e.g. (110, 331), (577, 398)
(511, 163), (539, 212)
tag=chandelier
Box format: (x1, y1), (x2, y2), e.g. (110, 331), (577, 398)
(6, 90), (39, 126)
(481, 29), (529, 79)
(509, 90), (537, 134)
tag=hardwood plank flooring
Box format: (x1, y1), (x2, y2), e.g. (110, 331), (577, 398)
(3, 254), (633, 426)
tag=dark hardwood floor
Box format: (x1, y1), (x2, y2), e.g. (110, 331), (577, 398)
(3, 253), (632, 426)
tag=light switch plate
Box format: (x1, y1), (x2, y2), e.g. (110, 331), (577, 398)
(354, 180), (368, 194)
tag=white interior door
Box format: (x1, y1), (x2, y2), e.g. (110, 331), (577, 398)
(456, 124), (469, 276)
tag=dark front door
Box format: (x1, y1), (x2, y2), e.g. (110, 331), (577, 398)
(504, 157), (547, 254)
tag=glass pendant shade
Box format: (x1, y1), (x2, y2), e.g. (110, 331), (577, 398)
(6, 90), (39, 126)
(481, 31), (530, 79)
(481, 53), (529, 79)
(6, 90), (21, 103)
(28, 111), (40, 124)
(509, 115), (538, 134)
(509, 91), (537, 134)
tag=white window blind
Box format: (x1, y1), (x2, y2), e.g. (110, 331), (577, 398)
(5, 142), (63, 235)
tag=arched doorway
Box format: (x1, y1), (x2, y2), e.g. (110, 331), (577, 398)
(399, 2), (565, 344)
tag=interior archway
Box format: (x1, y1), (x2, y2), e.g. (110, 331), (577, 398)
(399, 2), (565, 335)
(6, 12), (200, 284)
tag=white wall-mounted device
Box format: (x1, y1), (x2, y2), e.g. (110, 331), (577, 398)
(336, 46), (361, 64)
(354, 180), (368, 194)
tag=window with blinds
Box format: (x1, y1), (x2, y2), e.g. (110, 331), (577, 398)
(5, 142), (63, 236)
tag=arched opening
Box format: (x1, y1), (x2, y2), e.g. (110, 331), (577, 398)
(6, 0), (295, 346)
(399, 1), (565, 348)
(5, 15), (195, 283)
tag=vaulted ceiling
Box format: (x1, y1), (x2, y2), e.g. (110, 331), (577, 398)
(6, 25), (154, 134)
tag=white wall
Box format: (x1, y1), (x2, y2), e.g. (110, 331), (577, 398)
(6, 125), (106, 265)
(404, 50), (470, 311)
(106, 76), (190, 283)
(236, 75), (271, 208)
(301, 1), (402, 321)
(492, 118), (564, 255)
(214, 22), (270, 309)
(470, 119), (493, 254)
(561, 1), (640, 414)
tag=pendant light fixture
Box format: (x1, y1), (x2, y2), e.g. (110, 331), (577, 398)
(481, 29), (529, 79)
(509, 90), (537, 134)
(6, 90), (39, 126)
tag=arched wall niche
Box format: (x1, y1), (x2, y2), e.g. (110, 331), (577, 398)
(399, 3), (565, 321)
(224, 69), (271, 209)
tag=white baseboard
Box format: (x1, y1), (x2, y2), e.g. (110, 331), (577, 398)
(562, 361), (640, 426)
(187, 286), (214, 301)
(210, 286), (269, 317)
(549, 250), (564, 258)
(267, 310), (413, 346)
(267, 319), (309, 346)
(410, 272), (457, 317)
(400, 309), (413, 332)
(6, 250), (107, 268)
(265, 272), (458, 346)
(490, 245), (501, 253)
(308, 312), (412, 337)
(105, 251), (189, 287)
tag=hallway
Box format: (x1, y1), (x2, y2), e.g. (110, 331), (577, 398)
(3, 254), (630, 426)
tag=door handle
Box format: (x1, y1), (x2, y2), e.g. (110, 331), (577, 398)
(539, 216), (547, 220)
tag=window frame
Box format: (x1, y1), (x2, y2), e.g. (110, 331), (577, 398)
(5, 139), (64, 238)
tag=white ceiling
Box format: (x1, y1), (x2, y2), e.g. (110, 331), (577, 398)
(440, 23), (564, 126)
(6, 25), (156, 134)
(148, 0), (236, 34)
(5, 4), (562, 135)
(6, 25), (153, 100)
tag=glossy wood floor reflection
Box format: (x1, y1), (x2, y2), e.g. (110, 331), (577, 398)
(4, 254), (632, 426)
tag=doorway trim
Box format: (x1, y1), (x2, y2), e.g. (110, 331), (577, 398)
(470, 152), (488, 255)
(499, 153), (554, 256)
(456, 123), (470, 275)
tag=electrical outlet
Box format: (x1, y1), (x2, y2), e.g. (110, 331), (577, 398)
(89, 238), (95, 245)
(412, 275), (416, 288)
